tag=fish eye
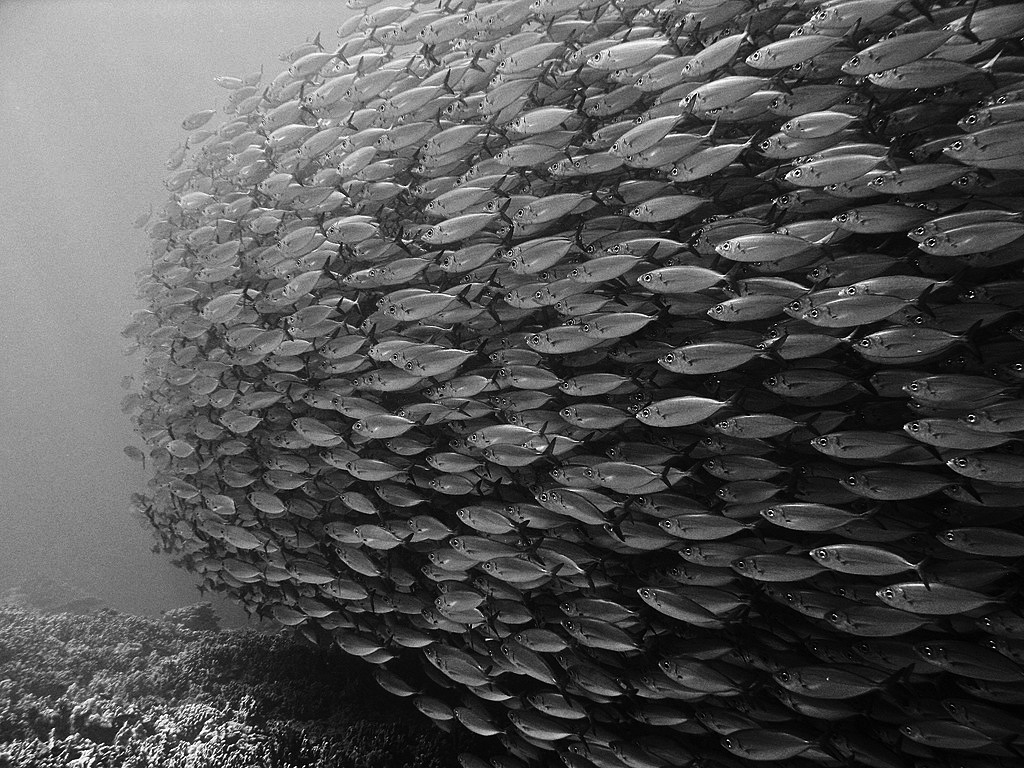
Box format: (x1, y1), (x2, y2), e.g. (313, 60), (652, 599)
(759, 139), (773, 151)
(907, 422), (920, 432)
(953, 458), (968, 468)
(950, 141), (964, 151)
(858, 339), (871, 347)
(848, 56), (860, 67)
(844, 475), (857, 485)
(791, 168), (801, 177)
(777, 671), (791, 682)
(813, 548), (828, 559)
(814, 437), (827, 447)
(640, 408), (651, 418)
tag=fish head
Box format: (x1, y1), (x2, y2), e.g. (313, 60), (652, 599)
(915, 642), (948, 664)
(731, 557), (757, 576)
(707, 303), (730, 319)
(945, 455), (972, 476)
(960, 409), (988, 429)
(809, 547), (834, 565)
(898, 724), (922, 740)
(876, 584), (904, 606)
(759, 506), (786, 524)
(773, 669), (798, 687)
(839, 475), (864, 493)
(811, 435), (839, 455)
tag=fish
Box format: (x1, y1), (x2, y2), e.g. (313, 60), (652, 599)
(809, 544), (926, 577)
(877, 582), (1004, 614)
(915, 640), (1024, 681)
(759, 502), (868, 532)
(947, 453), (1024, 484)
(938, 527), (1024, 557)
(129, 0), (1024, 760)
(635, 396), (733, 427)
(731, 554), (827, 582)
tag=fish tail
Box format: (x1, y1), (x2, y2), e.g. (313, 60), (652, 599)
(911, 283), (937, 319)
(660, 467), (687, 487)
(816, 729), (849, 766)
(962, 318), (987, 361)
(741, 13), (755, 44)
(882, 663), (917, 699)
(936, 266), (971, 299)
(842, 17), (863, 50)
(907, 0), (934, 24)
(913, 558), (932, 588)
(1000, 735), (1024, 761)
(995, 580), (1023, 606)
(724, 388), (746, 410)
(758, 330), (789, 364)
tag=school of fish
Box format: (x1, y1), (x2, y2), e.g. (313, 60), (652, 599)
(124, 0), (1024, 765)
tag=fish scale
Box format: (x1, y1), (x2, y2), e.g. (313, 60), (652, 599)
(129, 0), (1024, 765)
